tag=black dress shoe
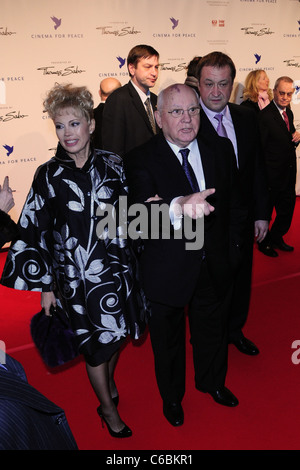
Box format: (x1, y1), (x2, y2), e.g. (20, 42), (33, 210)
(163, 402), (184, 426)
(231, 336), (259, 356)
(205, 387), (239, 407)
(258, 243), (278, 257)
(272, 239), (294, 252)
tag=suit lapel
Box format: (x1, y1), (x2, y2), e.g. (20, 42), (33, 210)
(128, 81), (157, 134)
(154, 134), (196, 194)
(270, 101), (291, 135)
(197, 135), (215, 188)
(227, 103), (247, 171)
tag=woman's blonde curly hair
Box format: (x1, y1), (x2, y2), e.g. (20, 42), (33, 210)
(43, 83), (94, 122)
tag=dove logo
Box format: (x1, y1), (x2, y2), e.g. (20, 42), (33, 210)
(116, 57), (126, 69)
(254, 54), (261, 64)
(3, 145), (14, 157)
(51, 16), (61, 30)
(170, 17), (179, 29)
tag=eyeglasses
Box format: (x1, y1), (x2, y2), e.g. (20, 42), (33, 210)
(277, 91), (294, 98)
(167, 107), (200, 118)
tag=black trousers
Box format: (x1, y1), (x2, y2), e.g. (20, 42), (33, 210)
(260, 168), (296, 245)
(269, 182), (296, 242)
(228, 243), (253, 342)
(148, 260), (233, 404)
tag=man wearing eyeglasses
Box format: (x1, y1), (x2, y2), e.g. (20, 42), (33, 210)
(258, 76), (300, 256)
(124, 83), (246, 426)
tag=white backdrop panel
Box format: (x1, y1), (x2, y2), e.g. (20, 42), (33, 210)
(1, 0), (299, 220)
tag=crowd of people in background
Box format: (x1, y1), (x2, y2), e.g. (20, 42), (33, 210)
(0, 44), (299, 449)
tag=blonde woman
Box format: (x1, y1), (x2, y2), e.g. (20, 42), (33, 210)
(241, 69), (273, 113)
(1, 83), (148, 438)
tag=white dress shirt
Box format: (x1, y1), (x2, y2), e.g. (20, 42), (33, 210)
(130, 79), (154, 114)
(167, 139), (205, 229)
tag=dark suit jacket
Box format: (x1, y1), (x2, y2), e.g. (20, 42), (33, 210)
(258, 100), (297, 191)
(240, 99), (260, 114)
(200, 104), (269, 242)
(93, 102), (105, 150)
(102, 81), (159, 157)
(124, 131), (246, 307)
(0, 355), (78, 450)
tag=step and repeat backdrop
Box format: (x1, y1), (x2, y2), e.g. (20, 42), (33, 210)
(1, 0), (300, 219)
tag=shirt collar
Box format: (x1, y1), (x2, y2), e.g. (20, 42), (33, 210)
(200, 97), (229, 119)
(273, 100), (286, 114)
(130, 79), (150, 102)
(167, 138), (198, 156)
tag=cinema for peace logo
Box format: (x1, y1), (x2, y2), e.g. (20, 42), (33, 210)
(3, 144), (13, 156)
(153, 16), (196, 39)
(31, 16), (84, 39)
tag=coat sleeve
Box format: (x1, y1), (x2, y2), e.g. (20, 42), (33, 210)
(0, 164), (56, 292)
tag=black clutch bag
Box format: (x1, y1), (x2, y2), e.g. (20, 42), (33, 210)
(30, 303), (79, 368)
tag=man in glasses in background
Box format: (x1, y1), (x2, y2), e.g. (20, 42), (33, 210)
(124, 83), (246, 426)
(258, 76), (300, 256)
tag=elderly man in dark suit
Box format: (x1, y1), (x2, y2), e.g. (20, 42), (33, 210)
(102, 44), (160, 157)
(124, 83), (246, 426)
(257, 76), (300, 256)
(196, 51), (269, 357)
(0, 354), (77, 450)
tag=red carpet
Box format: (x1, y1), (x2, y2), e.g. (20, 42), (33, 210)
(1, 199), (300, 451)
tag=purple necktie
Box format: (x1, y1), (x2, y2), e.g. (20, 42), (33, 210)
(282, 110), (290, 131)
(179, 148), (199, 193)
(214, 113), (228, 138)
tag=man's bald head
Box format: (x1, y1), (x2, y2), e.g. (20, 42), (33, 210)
(99, 78), (121, 101)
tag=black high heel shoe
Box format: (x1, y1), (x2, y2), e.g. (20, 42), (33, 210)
(97, 406), (132, 438)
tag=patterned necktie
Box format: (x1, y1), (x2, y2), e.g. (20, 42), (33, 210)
(282, 110), (290, 131)
(145, 98), (157, 134)
(214, 113), (228, 138)
(179, 148), (199, 193)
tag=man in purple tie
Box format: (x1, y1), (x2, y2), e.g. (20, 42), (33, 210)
(196, 51), (269, 357)
(124, 83), (247, 426)
(258, 76), (300, 255)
